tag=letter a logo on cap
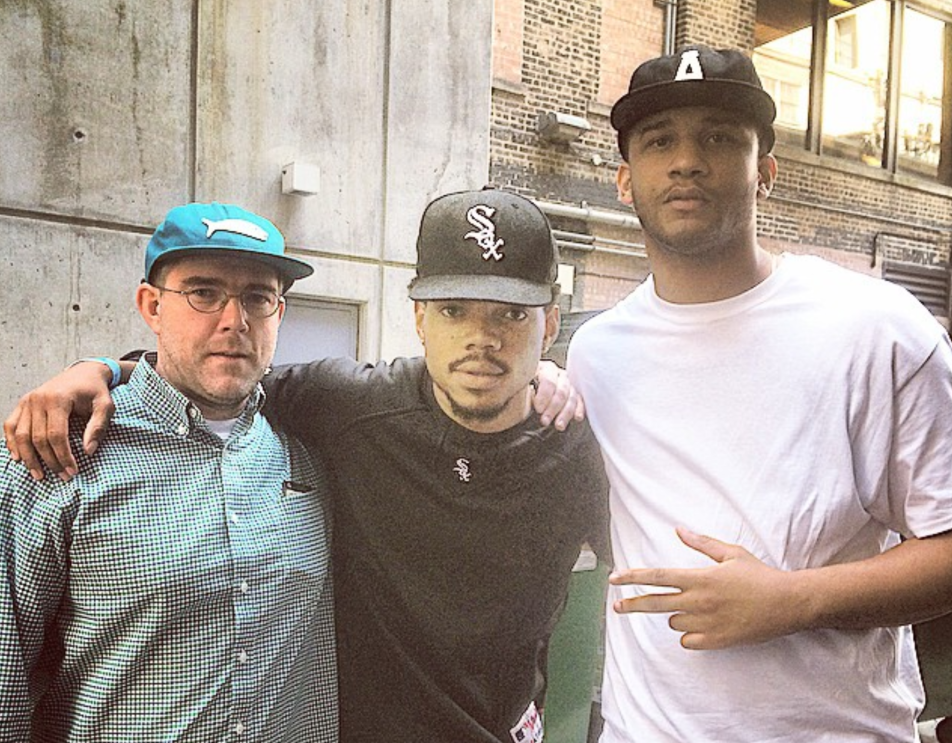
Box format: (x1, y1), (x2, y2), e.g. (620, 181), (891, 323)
(674, 49), (704, 81)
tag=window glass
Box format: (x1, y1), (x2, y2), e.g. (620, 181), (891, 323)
(755, 0), (952, 185)
(754, 21), (812, 145)
(822, 0), (889, 168)
(897, 8), (945, 180)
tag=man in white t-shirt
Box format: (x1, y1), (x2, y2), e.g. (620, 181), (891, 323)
(568, 44), (952, 742)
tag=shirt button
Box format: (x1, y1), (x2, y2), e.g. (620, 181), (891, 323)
(188, 407), (199, 419)
(234, 721), (246, 735)
(176, 424), (188, 436)
(237, 649), (249, 664)
(239, 580), (250, 594)
(230, 512), (240, 525)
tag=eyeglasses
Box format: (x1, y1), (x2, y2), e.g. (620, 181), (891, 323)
(151, 284), (284, 318)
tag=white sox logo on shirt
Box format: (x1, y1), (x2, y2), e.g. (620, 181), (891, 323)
(464, 205), (505, 261)
(454, 458), (472, 483)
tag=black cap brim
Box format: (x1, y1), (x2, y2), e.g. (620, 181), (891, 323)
(408, 275), (558, 306)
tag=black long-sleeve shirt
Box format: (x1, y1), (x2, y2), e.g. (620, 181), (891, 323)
(264, 356), (609, 743)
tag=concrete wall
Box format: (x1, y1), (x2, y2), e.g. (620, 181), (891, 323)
(0, 1), (493, 412)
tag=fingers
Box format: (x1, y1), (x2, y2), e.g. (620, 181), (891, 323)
(549, 386), (582, 431)
(610, 566), (688, 589)
(3, 405), (24, 460)
(83, 394), (116, 458)
(676, 526), (746, 563)
(5, 399), (49, 480)
(613, 590), (683, 615)
(532, 363), (585, 430)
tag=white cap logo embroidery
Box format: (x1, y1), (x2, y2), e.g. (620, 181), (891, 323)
(464, 205), (505, 261)
(454, 458), (472, 483)
(201, 217), (269, 242)
(674, 49), (704, 81)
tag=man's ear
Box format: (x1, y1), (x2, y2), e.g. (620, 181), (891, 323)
(616, 163), (634, 206)
(542, 304), (560, 354)
(757, 153), (778, 199)
(136, 283), (162, 334)
(414, 300), (426, 346)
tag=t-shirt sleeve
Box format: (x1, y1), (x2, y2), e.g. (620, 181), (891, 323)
(883, 332), (952, 538)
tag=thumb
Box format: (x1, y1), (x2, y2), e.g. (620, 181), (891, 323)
(676, 526), (740, 564)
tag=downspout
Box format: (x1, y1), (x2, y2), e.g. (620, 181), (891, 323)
(655, 0), (679, 55)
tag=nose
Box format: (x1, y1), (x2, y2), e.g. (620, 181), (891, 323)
(465, 318), (503, 350)
(218, 294), (249, 332)
(668, 138), (708, 178)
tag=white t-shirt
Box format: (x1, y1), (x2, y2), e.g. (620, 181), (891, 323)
(568, 254), (952, 742)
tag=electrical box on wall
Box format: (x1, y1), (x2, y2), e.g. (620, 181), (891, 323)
(557, 263), (575, 296)
(281, 162), (320, 196)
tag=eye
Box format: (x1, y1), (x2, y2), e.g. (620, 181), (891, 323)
(503, 307), (529, 322)
(189, 287), (223, 303)
(438, 304), (463, 319)
(641, 134), (672, 151)
(243, 290), (276, 309)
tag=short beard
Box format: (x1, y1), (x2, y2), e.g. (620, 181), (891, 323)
(437, 386), (514, 425)
(636, 185), (758, 260)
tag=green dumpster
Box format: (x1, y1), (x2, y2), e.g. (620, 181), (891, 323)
(543, 547), (609, 743)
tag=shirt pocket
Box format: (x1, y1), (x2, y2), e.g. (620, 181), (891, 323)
(277, 489), (331, 585)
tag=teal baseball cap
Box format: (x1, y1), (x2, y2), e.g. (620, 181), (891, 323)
(144, 202), (314, 287)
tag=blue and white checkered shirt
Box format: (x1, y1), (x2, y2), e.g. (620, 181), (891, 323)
(0, 358), (337, 742)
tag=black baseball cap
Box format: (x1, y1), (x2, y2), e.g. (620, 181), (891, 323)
(611, 45), (777, 160)
(407, 188), (560, 306)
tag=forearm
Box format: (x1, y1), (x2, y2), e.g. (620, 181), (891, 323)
(794, 530), (952, 631)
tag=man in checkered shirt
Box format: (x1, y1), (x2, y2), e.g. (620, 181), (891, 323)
(0, 203), (337, 742)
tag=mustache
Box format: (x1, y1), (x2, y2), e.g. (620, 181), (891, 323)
(449, 353), (510, 374)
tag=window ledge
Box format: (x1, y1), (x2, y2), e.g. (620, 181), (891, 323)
(774, 141), (952, 199)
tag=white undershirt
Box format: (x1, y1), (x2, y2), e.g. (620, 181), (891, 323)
(206, 418), (238, 440)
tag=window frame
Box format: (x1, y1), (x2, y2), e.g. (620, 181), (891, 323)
(761, 0), (952, 185)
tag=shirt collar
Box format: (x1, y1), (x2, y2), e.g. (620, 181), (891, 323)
(127, 353), (265, 439)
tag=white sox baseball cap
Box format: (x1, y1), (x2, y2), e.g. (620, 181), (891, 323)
(407, 187), (560, 307)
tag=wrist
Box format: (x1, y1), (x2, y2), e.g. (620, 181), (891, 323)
(70, 357), (122, 389)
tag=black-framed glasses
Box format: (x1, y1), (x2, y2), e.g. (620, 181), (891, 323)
(151, 284), (284, 318)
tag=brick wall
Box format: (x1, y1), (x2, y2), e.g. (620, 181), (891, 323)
(490, 0), (660, 202)
(489, 0), (952, 316)
(675, 0), (757, 50)
(493, 0), (525, 83)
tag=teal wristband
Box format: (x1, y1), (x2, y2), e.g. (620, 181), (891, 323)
(72, 357), (122, 389)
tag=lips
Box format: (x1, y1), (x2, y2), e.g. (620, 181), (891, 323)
(207, 350), (253, 361)
(664, 186), (709, 204)
(449, 356), (508, 376)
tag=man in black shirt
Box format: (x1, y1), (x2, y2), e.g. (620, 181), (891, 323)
(5, 188), (609, 743)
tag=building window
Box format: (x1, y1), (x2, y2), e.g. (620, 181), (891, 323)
(834, 14), (858, 68)
(753, 0), (952, 186)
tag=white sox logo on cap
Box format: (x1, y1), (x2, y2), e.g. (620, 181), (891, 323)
(464, 205), (505, 262)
